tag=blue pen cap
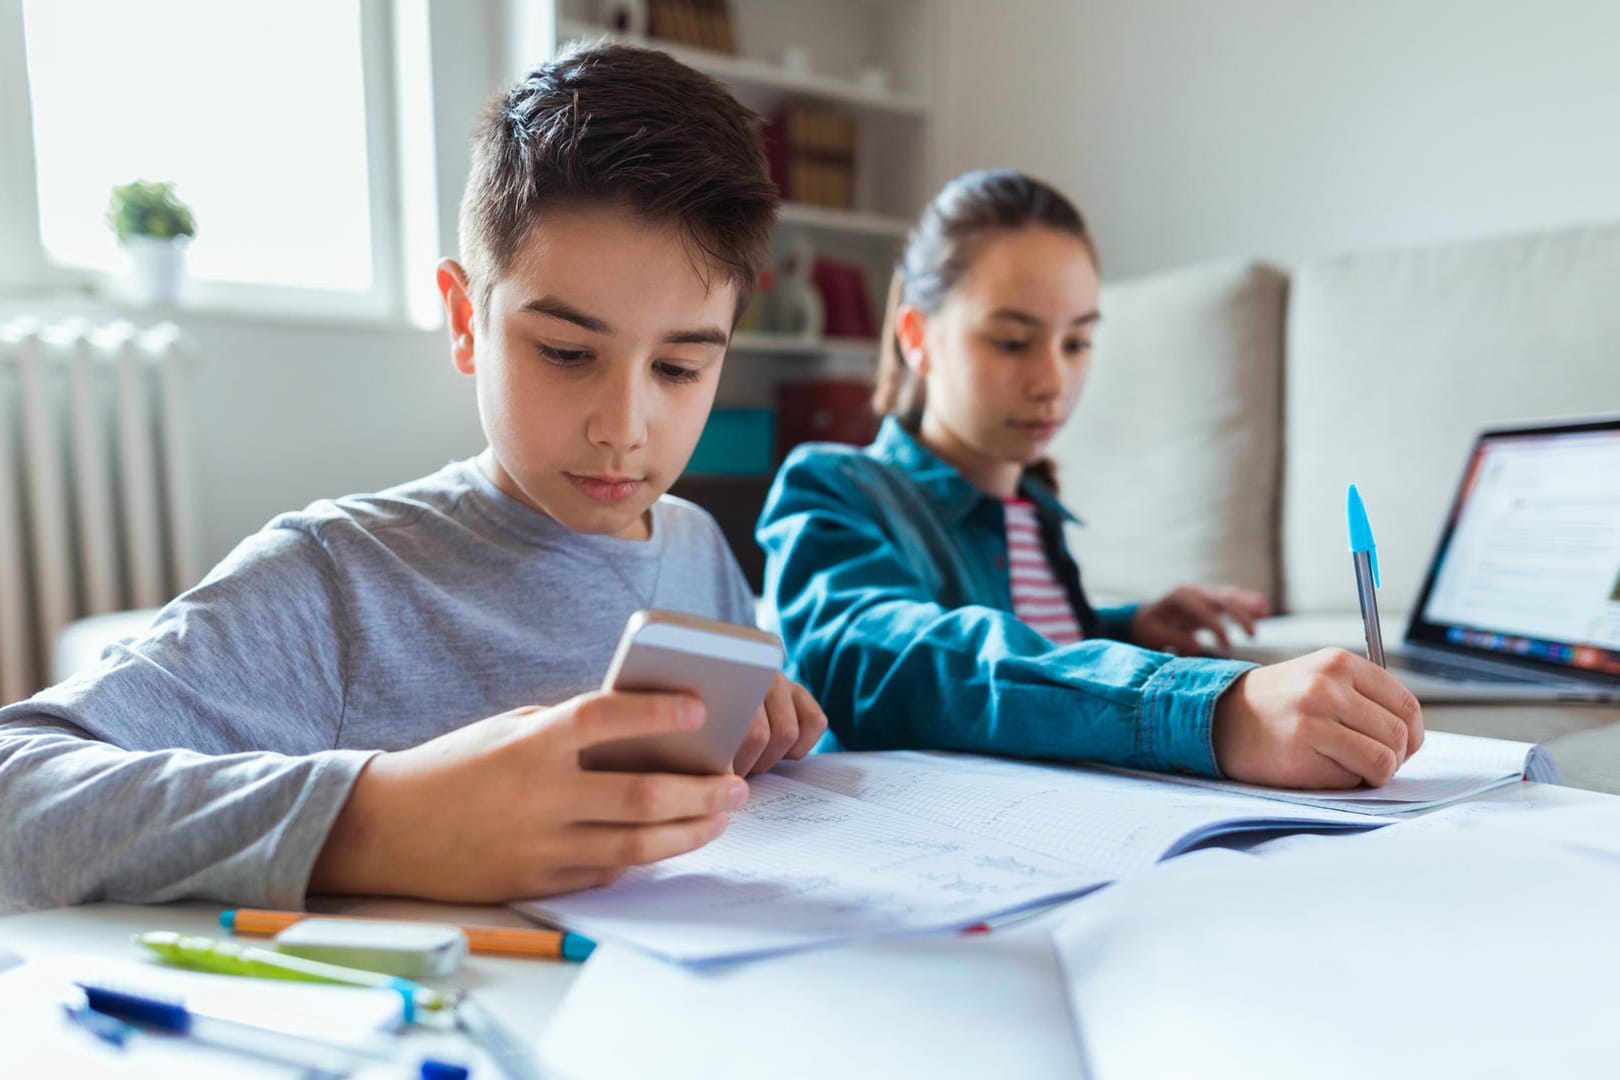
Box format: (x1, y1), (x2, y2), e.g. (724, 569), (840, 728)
(1346, 484), (1380, 588)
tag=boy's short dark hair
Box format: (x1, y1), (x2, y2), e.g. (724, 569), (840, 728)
(459, 42), (778, 317)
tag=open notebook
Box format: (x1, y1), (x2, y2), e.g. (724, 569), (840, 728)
(1105, 729), (1561, 813)
(517, 731), (1559, 964)
(516, 750), (1400, 964)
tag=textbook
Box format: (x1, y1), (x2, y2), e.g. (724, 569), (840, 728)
(1105, 729), (1562, 814)
(515, 750), (1400, 965)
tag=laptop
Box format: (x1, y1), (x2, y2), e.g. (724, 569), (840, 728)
(1386, 414), (1620, 703)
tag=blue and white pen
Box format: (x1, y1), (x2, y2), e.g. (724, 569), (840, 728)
(1346, 484), (1385, 667)
(73, 980), (398, 1076)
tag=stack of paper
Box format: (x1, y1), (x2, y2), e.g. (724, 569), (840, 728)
(1052, 804), (1620, 1079)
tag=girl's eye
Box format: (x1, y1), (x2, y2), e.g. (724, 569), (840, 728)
(994, 339), (1030, 354)
(1064, 339), (1092, 356)
(655, 361), (701, 384)
(537, 344), (591, 366)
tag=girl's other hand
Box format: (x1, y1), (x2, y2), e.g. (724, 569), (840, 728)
(1132, 584), (1271, 655)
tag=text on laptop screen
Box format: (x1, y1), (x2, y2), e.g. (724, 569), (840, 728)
(1419, 429), (1620, 674)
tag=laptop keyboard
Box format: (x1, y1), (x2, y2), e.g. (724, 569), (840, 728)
(1392, 655), (1546, 685)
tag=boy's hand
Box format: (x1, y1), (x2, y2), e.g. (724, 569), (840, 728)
(1211, 648), (1425, 790)
(309, 690), (749, 903)
(731, 674), (828, 776)
(1133, 584), (1271, 655)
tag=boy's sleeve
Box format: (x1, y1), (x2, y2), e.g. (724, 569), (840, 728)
(756, 452), (1256, 777)
(0, 524), (376, 912)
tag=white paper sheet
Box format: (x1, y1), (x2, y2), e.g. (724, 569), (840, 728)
(541, 907), (1084, 1080)
(1054, 803), (1620, 1080)
(1106, 728), (1560, 813)
(0, 952), (409, 1077)
(517, 753), (1392, 964)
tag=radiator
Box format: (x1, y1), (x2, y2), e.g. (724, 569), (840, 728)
(0, 318), (201, 704)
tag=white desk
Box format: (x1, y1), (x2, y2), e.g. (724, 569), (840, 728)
(1, 779), (1609, 1078)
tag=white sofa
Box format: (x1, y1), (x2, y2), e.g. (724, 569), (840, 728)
(1049, 220), (1620, 790)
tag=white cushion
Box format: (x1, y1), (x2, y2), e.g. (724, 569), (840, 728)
(1282, 222), (1620, 613)
(51, 608), (159, 684)
(1049, 259), (1287, 604)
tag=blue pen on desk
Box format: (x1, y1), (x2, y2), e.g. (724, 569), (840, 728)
(73, 980), (393, 1075)
(1347, 484), (1385, 667)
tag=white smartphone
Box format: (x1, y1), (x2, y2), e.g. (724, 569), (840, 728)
(578, 609), (785, 775)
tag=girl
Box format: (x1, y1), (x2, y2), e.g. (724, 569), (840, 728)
(757, 169), (1422, 789)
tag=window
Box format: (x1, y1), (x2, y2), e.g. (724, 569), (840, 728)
(1, 0), (409, 319)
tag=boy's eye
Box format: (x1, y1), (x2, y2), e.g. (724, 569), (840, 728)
(537, 344), (591, 366)
(655, 361), (701, 384)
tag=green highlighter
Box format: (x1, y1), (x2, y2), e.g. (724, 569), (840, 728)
(134, 931), (457, 1022)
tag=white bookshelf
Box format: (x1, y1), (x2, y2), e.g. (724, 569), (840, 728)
(532, 0), (935, 399)
(554, 17), (930, 118)
(729, 331), (879, 359)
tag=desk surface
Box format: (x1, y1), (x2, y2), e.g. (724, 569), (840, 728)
(1, 779), (1611, 1077)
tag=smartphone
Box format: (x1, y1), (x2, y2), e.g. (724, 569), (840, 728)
(578, 609), (785, 775)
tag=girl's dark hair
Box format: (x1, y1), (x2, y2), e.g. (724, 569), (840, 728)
(874, 169), (1096, 489)
(458, 42), (778, 317)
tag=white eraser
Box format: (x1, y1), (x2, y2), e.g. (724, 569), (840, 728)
(274, 918), (468, 978)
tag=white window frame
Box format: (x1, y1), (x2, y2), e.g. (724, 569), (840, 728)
(0, 0), (411, 323)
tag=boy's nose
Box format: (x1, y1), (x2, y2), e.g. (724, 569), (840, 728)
(586, 376), (648, 453)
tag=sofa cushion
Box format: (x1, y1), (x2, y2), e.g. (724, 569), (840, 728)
(1048, 259), (1287, 605)
(1283, 222), (1620, 614)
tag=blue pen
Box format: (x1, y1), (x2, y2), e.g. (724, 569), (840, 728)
(1347, 484), (1385, 667)
(75, 980), (396, 1075)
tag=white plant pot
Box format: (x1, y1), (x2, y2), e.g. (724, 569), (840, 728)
(124, 235), (189, 306)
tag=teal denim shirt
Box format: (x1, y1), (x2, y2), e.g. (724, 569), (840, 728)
(757, 417), (1256, 777)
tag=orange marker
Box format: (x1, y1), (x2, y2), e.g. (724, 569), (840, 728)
(220, 908), (596, 962)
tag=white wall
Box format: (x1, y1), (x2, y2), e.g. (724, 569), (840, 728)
(935, 0), (1620, 277)
(0, 296), (486, 573)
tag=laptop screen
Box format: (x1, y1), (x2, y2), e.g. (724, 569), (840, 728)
(1406, 416), (1620, 680)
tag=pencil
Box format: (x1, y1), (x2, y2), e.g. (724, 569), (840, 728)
(220, 908), (596, 962)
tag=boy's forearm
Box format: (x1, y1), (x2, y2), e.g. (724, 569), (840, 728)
(0, 720), (372, 912)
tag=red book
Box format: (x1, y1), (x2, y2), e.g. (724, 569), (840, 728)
(775, 378), (878, 461)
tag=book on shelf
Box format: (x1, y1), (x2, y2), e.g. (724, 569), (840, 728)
(646, 0), (735, 54)
(775, 377), (877, 461)
(811, 256), (877, 341)
(764, 104), (858, 209)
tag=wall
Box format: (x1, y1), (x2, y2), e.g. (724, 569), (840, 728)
(935, 0), (1620, 276)
(0, 296), (485, 574)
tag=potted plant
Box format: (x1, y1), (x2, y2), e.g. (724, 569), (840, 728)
(106, 179), (196, 306)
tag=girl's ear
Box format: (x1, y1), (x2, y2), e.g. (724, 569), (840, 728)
(896, 305), (930, 377)
(437, 259), (478, 375)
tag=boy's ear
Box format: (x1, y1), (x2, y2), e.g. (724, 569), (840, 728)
(897, 305), (930, 377)
(437, 258), (478, 375)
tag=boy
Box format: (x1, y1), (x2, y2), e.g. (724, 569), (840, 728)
(0, 43), (825, 912)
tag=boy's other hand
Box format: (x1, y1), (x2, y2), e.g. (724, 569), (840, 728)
(1133, 584), (1270, 655)
(309, 690), (749, 903)
(1210, 648), (1425, 790)
(731, 674), (828, 776)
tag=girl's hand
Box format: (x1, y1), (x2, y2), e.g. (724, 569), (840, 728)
(731, 674), (828, 776)
(309, 690), (751, 902)
(1132, 584), (1271, 655)
(1212, 648), (1425, 789)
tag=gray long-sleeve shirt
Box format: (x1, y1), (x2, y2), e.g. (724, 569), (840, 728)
(0, 458), (755, 913)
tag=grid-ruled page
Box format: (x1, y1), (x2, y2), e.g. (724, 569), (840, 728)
(514, 772), (1114, 964)
(780, 752), (1387, 876)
